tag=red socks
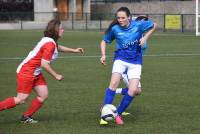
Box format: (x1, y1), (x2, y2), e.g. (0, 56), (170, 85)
(0, 97), (43, 117)
(23, 98), (43, 117)
(0, 97), (16, 111)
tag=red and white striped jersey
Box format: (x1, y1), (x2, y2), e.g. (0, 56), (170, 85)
(16, 37), (58, 76)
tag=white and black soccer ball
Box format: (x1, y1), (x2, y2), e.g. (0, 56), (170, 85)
(101, 104), (117, 121)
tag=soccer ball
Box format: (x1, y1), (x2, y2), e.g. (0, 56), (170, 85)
(101, 104), (117, 121)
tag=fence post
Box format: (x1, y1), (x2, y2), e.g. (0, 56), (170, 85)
(20, 18), (23, 30)
(163, 14), (166, 32)
(181, 14), (184, 33)
(72, 13), (74, 30)
(86, 13), (88, 31)
(100, 17), (102, 31)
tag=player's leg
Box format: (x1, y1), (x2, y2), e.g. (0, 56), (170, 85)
(115, 79), (139, 125)
(0, 74), (32, 111)
(21, 74), (47, 123)
(116, 81), (142, 116)
(135, 82), (142, 96)
(116, 64), (142, 125)
(0, 93), (29, 111)
(0, 97), (16, 111)
(116, 72), (129, 95)
(103, 73), (121, 104)
(0, 96), (17, 111)
(22, 86), (47, 117)
(100, 73), (122, 125)
(103, 60), (126, 105)
(100, 60), (126, 125)
(116, 82), (142, 95)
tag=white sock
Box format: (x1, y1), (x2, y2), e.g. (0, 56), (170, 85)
(116, 88), (122, 94)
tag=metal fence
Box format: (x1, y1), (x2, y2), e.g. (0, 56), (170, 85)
(0, 12), (196, 33)
(91, 0), (193, 3)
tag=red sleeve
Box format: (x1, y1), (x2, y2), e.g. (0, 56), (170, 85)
(41, 42), (56, 62)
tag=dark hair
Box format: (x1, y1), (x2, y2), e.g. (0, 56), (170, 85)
(135, 16), (148, 21)
(105, 7), (131, 34)
(44, 19), (61, 42)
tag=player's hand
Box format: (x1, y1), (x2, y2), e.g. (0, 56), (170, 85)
(139, 37), (146, 46)
(75, 48), (84, 54)
(55, 74), (64, 81)
(100, 55), (106, 65)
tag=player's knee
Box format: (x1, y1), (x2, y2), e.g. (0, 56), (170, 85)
(109, 82), (119, 90)
(127, 89), (135, 96)
(42, 94), (48, 101)
(38, 93), (48, 102)
(134, 90), (142, 96)
(135, 88), (142, 96)
(15, 97), (28, 105)
(128, 88), (141, 96)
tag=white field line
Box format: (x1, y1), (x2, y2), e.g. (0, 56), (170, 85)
(0, 53), (200, 60)
(153, 33), (196, 37)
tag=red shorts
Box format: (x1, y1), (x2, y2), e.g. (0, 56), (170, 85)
(16, 73), (47, 94)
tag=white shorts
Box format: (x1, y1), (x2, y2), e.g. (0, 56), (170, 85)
(112, 60), (142, 80)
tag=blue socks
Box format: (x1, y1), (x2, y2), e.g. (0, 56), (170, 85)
(121, 88), (128, 95)
(117, 93), (134, 115)
(103, 88), (116, 104)
(104, 87), (134, 115)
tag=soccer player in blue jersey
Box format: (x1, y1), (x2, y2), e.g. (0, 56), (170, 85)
(99, 7), (156, 125)
(116, 16), (149, 98)
(117, 23), (148, 116)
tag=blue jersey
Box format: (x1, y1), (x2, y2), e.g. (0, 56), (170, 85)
(103, 19), (153, 64)
(123, 42), (147, 75)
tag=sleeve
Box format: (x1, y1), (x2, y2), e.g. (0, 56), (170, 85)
(41, 42), (56, 62)
(102, 28), (115, 44)
(140, 20), (154, 33)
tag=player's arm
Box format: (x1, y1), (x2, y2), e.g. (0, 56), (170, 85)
(100, 40), (107, 65)
(41, 60), (63, 81)
(41, 43), (63, 81)
(58, 45), (84, 54)
(100, 27), (114, 66)
(140, 23), (157, 46)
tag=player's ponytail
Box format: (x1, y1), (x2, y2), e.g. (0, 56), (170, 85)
(105, 19), (118, 34)
(105, 7), (131, 34)
(44, 19), (61, 42)
(135, 16), (148, 21)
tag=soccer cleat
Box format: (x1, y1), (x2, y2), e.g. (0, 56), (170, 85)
(121, 111), (131, 116)
(100, 118), (108, 125)
(115, 115), (124, 125)
(20, 116), (38, 124)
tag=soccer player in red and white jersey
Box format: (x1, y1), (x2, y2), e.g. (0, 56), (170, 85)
(0, 19), (84, 123)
